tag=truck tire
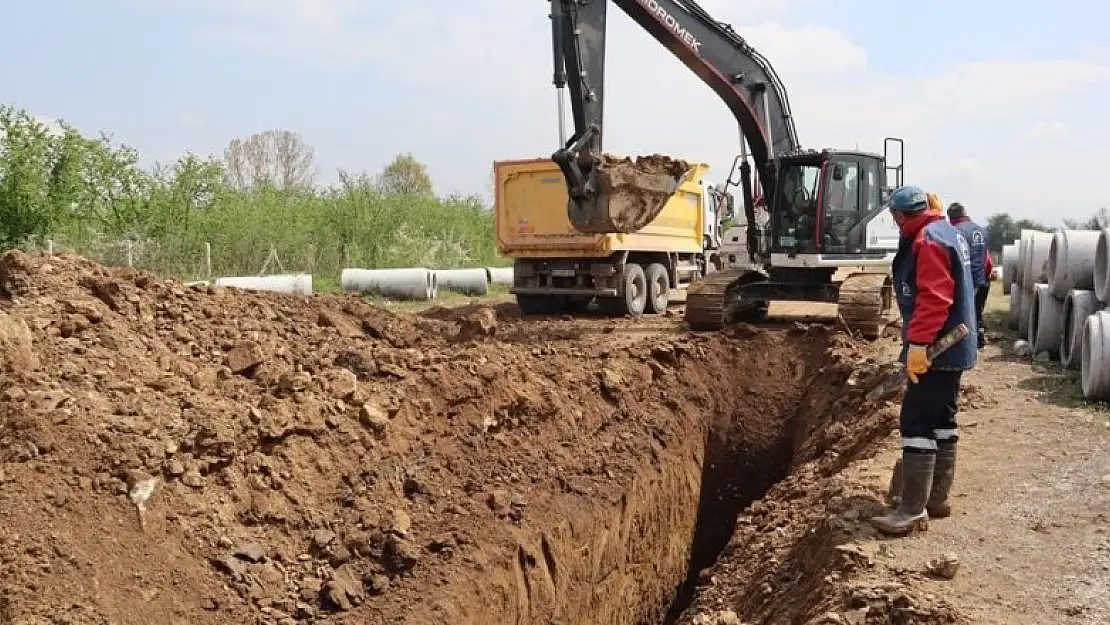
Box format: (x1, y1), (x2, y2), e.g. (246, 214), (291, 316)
(601, 263), (648, 317)
(645, 262), (670, 314)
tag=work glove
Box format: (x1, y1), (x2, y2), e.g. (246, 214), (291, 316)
(905, 344), (929, 384)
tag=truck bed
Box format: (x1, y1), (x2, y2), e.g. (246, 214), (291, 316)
(494, 158), (708, 258)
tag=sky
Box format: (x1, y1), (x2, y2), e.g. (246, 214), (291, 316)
(2, 0), (1108, 225)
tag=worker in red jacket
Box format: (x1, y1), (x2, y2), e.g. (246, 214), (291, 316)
(871, 186), (978, 537)
(947, 202), (995, 347)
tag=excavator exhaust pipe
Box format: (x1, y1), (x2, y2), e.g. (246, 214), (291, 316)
(568, 154), (692, 234)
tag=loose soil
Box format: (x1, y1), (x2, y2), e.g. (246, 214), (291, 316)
(569, 153), (692, 234)
(2, 251), (1105, 625)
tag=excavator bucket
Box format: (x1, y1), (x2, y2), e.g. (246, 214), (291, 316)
(568, 154), (691, 234)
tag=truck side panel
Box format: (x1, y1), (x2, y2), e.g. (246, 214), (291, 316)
(494, 159), (708, 258)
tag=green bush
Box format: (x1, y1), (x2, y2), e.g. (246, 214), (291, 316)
(0, 104), (505, 284)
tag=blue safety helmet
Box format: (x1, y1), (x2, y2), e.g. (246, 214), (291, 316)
(885, 185), (929, 212)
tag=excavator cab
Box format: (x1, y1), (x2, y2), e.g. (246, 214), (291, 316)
(769, 150), (898, 258)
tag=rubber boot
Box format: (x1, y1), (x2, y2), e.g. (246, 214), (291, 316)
(926, 440), (957, 518)
(870, 452), (934, 536)
(885, 457), (903, 506)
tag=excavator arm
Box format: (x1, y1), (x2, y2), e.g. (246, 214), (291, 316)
(550, 0), (802, 234)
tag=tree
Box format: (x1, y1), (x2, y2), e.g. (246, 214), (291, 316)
(223, 130), (316, 190)
(1063, 207), (1110, 231)
(376, 153), (433, 196)
(985, 212), (1052, 254)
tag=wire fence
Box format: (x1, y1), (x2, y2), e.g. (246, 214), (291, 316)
(19, 233), (507, 292)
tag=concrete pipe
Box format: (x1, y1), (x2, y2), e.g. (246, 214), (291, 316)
(1027, 283), (1066, 359)
(1047, 229), (1100, 298)
(1080, 310), (1110, 400)
(433, 268), (489, 296)
(1021, 231), (1053, 291)
(485, 266), (514, 285)
(1002, 243), (1018, 294)
(1018, 279), (1035, 336)
(1094, 229), (1110, 303)
(214, 274), (313, 296)
(1007, 283), (1022, 330)
(340, 268), (437, 301)
(1060, 289), (1103, 369)
(1017, 230), (1035, 287)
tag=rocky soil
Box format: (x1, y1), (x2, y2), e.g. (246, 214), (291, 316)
(0, 250), (1044, 625)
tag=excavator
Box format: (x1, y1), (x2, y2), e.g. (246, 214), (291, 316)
(548, 0), (905, 337)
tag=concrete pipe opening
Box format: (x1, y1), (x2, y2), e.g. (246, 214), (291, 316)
(340, 268), (437, 301)
(1029, 283), (1065, 358)
(1081, 311), (1110, 400)
(1061, 289), (1102, 369)
(1048, 230), (1100, 299)
(1094, 229), (1110, 303)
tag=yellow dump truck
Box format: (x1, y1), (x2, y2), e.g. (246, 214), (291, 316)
(493, 158), (731, 316)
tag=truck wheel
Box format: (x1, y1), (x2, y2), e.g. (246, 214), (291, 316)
(644, 263), (670, 314)
(609, 263), (648, 317)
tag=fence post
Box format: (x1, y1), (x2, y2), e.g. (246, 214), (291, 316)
(46, 239), (53, 255)
(126, 240), (134, 267)
(204, 242), (212, 278)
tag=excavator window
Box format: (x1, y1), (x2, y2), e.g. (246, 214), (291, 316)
(821, 160), (861, 250)
(772, 163), (821, 251)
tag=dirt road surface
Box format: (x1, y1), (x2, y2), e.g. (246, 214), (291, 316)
(0, 253), (1106, 624)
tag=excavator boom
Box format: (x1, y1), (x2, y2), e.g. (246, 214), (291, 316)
(550, 0), (800, 234)
(547, 0), (900, 337)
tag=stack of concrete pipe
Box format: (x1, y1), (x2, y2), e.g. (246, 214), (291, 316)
(339, 265), (515, 301)
(1078, 228), (1110, 400)
(1001, 228), (1110, 400)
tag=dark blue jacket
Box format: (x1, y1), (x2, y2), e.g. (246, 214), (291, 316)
(892, 214), (978, 372)
(951, 216), (989, 287)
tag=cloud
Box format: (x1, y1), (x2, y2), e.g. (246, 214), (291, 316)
(948, 158), (986, 177)
(165, 0), (1110, 223)
(1021, 121), (1070, 140)
(173, 112), (208, 129)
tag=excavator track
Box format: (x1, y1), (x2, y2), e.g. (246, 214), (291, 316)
(684, 267), (764, 331)
(836, 271), (895, 339)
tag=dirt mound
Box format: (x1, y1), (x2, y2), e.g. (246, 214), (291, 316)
(567, 153), (691, 234)
(0, 251), (964, 625)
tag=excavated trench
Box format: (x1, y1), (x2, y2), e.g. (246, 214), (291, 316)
(419, 327), (894, 625)
(0, 254), (913, 625)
